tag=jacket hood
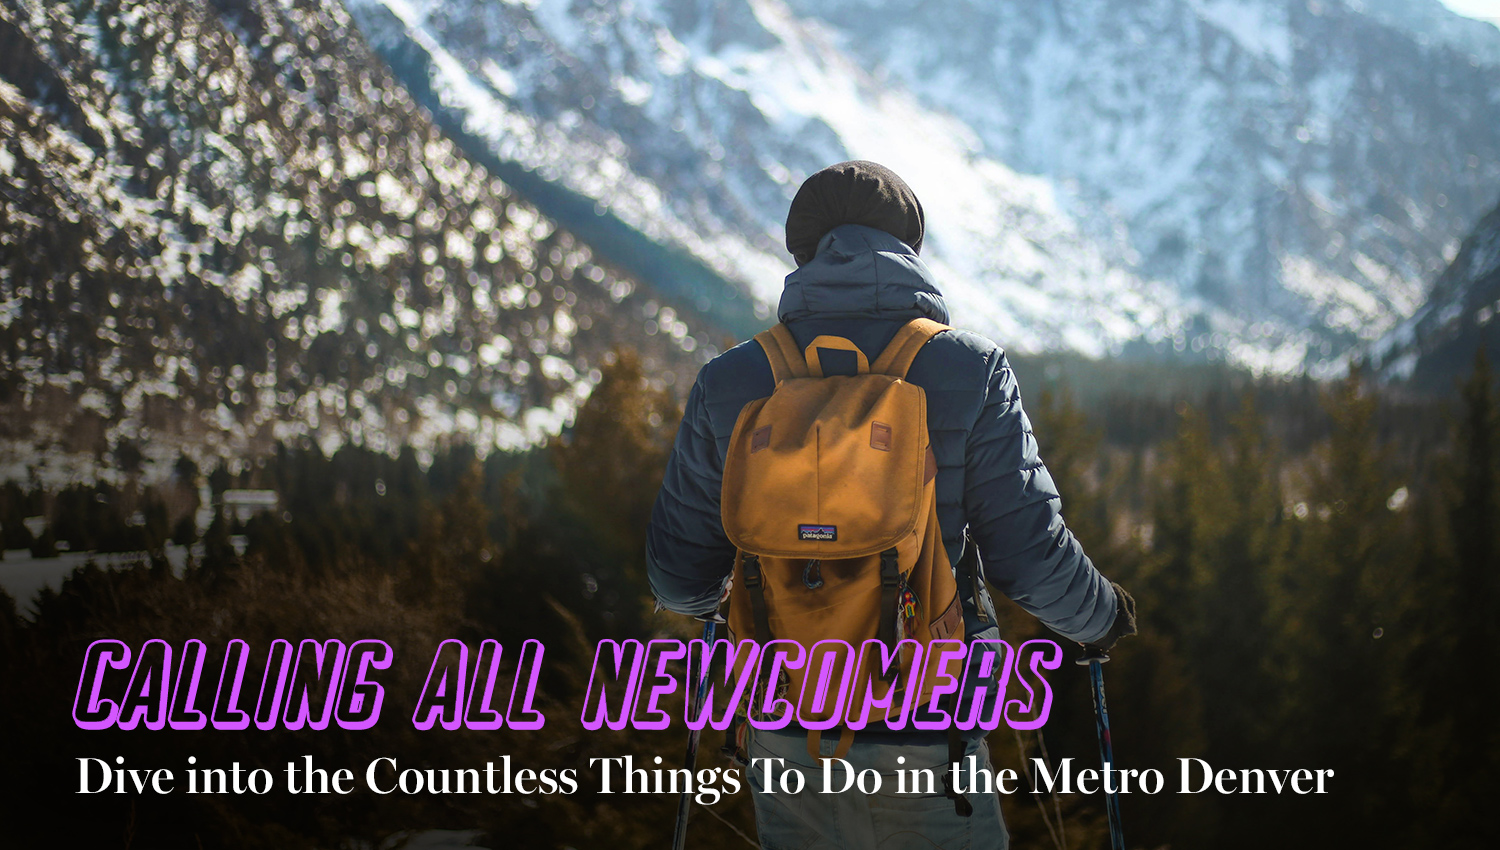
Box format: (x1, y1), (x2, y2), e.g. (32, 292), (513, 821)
(777, 224), (949, 325)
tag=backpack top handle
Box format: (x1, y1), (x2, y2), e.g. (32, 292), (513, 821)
(802, 335), (870, 377)
(755, 318), (949, 384)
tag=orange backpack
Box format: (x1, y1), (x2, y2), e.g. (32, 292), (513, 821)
(721, 318), (963, 758)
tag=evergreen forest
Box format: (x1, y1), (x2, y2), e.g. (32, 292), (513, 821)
(2, 349), (1498, 849)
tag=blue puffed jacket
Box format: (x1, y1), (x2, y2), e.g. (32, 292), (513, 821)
(645, 224), (1117, 646)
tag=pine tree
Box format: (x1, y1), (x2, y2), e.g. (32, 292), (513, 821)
(1030, 386), (1111, 551)
(1142, 404), (1225, 646)
(1276, 368), (1411, 841)
(1403, 349), (1500, 845)
(404, 459), (494, 603)
(549, 348), (679, 567)
(1196, 394), (1282, 767)
(1448, 350), (1500, 647)
(1030, 388), (1223, 846)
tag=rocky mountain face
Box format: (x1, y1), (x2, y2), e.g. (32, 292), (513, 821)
(0, 0), (703, 487)
(1371, 198), (1500, 386)
(1354, 0), (1500, 64)
(349, 0), (1500, 374)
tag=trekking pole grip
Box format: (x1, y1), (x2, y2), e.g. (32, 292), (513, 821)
(1076, 645), (1110, 665)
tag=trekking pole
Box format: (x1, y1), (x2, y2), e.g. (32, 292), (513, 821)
(1077, 647), (1125, 850)
(672, 611), (724, 850)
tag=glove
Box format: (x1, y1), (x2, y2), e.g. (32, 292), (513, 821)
(1083, 581), (1137, 652)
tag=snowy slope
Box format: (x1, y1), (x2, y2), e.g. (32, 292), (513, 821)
(0, 0), (702, 487)
(786, 0), (1500, 368)
(349, 0), (1193, 359)
(351, 0), (1500, 374)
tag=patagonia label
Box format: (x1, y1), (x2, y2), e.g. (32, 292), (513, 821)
(798, 524), (837, 541)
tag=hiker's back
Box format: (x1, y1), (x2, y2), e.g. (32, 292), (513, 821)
(649, 226), (1118, 645)
(646, 170), (1129, 850)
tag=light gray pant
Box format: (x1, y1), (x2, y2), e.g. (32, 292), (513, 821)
(746, 727), (1010, 850)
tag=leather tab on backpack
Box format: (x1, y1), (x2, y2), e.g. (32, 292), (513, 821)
(930, 592), (963, 641)
(750, 425), (772, 453)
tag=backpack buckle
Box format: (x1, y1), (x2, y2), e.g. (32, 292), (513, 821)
(879, 549), (900, 587)
(742, 552), (762, 587)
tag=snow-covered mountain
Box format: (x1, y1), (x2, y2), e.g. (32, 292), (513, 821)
(0, 0), (702, 487)
(349, 0), (1192, 360)
(349, 0), (1500, 374)
(5, 0), (1497, 491)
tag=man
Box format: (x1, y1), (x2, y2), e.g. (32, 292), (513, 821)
(646, 161), (1136, 849)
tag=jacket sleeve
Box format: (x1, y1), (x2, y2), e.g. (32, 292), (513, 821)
(646, 370), (736, 616)
(963, 346), (1117, 644)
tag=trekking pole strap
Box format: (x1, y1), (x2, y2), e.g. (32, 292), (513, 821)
(954, 534), (988, 625)
(943, 726), (975, 817)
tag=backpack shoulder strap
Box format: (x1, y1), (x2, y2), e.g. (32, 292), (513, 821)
(753, 323), (809, 384)
(872, 318), (950, 378)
